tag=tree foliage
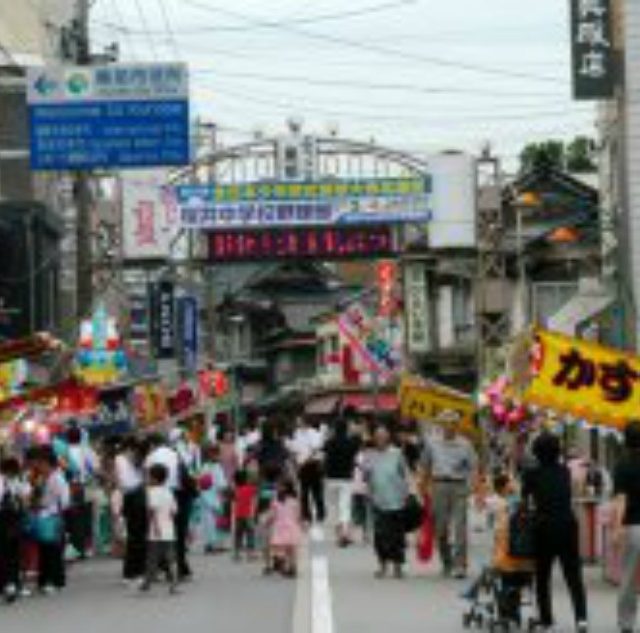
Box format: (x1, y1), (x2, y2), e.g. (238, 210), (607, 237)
(519, 136), (596, 174)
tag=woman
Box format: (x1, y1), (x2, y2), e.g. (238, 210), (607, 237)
(34, 447), (70, 594)
(219, 431), (239, 484)
(523, 432), (588, 633)
(366, 424), (410, 579)
(114, 437), (147, 586)
(198, 445), (228, 554)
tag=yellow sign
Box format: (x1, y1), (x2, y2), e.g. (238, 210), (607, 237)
(399, 376), (478, 439)
(519, 329), (640, 429)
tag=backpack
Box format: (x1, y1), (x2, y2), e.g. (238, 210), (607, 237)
(508, 501), (536, 559)
(0, 487), (24, 537)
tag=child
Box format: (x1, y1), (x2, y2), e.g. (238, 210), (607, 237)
(462, 473), (533, 616)
(232, 470), (257, 561)
(268, 478), (302, 577)
(140, 464), (178, 594)
(198, 445), (228, 554)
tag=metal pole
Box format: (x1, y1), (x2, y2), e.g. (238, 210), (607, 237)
(74, 0), (93, 320)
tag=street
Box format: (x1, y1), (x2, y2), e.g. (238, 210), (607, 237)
(0, 526), (620, 633)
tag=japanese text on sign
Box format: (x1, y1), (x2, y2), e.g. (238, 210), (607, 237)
(570, 0), (614, 100)
(522, 329), (640, 429)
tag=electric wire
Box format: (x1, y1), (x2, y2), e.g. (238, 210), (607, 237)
(183, 0), (563, 85)
(132, 0), (159, 60)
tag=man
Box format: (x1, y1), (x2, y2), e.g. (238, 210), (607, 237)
(421, 410), (477, 578)
(145, 432), (193, 580)
(613, 420), (640, 633)
(288, 417), (326, 524)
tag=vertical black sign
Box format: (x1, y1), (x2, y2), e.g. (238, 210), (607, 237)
(570, 0), (615, 100)
(154, 280), (175, 359)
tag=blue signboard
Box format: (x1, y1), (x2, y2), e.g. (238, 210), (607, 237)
(178, 296), (198, 373)
(175, 181), (432, 230)
(27, 64), (190, 170)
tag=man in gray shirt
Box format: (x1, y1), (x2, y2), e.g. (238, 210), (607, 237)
(422, 410), (477, 578)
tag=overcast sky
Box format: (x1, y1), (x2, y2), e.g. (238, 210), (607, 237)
(90, 0), (594, 166)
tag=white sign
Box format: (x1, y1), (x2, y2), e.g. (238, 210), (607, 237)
(428, 153), (476, 249)
(404, 263), (431, 353)
(121, 170), (180, 260)
(27, 63), (188, 104)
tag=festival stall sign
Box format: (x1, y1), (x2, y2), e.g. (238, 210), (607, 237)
(336, 302), (402, 384)
(133, 382), (169, 427)
(74, 303), (129, 386)
(512, 329), (640, 429)
(0, 359), (28, 402)
(0, 333), (64, 364)
(399, 375), (478, 440)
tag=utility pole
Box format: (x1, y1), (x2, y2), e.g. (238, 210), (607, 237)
(73, 0), (93, 321)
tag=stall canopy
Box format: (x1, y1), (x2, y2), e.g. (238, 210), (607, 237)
(342, 392), (398, 413)
(305, 395), (340, 416)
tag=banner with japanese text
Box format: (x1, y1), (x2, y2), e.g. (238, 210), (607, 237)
(521, 329), (639, 428)
(399, 376), (478, 440)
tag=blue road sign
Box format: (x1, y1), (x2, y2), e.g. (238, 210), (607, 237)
(27, 64), (190, 170)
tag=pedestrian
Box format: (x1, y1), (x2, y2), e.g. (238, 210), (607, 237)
(115, 437), (147, 586)
(288, 417), (326, 525)
(324, 417), (360, 546)
(33, 447), (70, 594)
(352, 439), (374, 544)
(523, 431), (588, 633)
(65, 425), (99, 559)
(198, 444), (228, 554)
(219, 430), (240, 483)
(0, 456), (31, 602)
(421, 410), (477, 578)
(139, 463), (179, 594)
(366, 424), (410, 579)
(231, 469), (257, 561)
(146, 432), (193, 581)
(267, 477), (302, 577)
(612, 419), (640, 633)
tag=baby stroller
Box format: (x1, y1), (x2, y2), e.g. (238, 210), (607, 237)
(463, 499), (537, 632)
(462, 567), (536, 633)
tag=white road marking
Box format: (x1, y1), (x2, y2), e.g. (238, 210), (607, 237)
(310, 525), (325, 543)
(311, 557), (334, 633)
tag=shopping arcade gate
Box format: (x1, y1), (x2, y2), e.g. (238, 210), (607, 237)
(170, 133), (436, 262)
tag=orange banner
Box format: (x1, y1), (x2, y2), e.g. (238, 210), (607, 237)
(520, 329), (640, 429)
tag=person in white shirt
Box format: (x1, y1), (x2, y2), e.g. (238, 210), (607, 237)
(115, 437), (146, 584)
(140, 464), (179, 594)
(145, 432), (194, 580)
(287, 418), (326, 524)
(36, 448), (71, 593)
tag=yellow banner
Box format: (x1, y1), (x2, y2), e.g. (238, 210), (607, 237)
(399, 376), (478, 438)
(521, 329), (640, 429)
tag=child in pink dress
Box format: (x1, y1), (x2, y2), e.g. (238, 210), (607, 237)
(268, 479), (302, 577)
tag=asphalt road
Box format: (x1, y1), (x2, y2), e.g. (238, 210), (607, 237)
(0, 525), (622, 633)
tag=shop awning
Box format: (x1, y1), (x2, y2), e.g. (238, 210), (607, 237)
(305, 395), (340, 416)
(342, 392), (398, 413)
(547, 290), (614, 335)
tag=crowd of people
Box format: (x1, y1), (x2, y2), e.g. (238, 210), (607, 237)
(3, 409), (640, 633)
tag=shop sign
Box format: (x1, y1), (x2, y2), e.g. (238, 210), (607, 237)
(404, 262), (431, 353)
(153, 281), (175, 359)
(517, 329), (640, 428)
(570, 0), (615, 100)
(399, 376), (477, 439)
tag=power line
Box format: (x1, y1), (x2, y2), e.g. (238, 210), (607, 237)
(107, 0), (139, 60)
(183, 0), (563, 85)
(94, 0), (416, 35)
(196, 82), (592, 126)
(191, 68), (568, 101)
(155, 0), (181, 60)
(132, 0), (159, 60)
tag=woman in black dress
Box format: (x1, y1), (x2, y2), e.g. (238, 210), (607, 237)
(523, 432), (588, 633)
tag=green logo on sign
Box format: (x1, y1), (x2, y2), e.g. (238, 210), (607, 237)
(67, 73), (90, 96)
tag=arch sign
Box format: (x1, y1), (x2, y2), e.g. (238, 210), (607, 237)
(175, 176), (432, 230)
